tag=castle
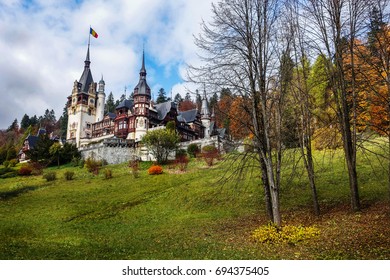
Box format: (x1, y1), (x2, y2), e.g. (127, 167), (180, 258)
(66, 45), (224, 161)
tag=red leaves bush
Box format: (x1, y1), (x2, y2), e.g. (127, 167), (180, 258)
(18, 165), (32, 176)
(175, 155), (189, 171)
(148, 165), (163, 175)
(201, 145), (219, 166)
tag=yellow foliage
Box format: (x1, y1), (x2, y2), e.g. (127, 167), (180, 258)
(252, 223), (320, 245)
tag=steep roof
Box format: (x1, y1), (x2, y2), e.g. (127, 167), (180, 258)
(26, 135), (38, 149)
(78, 45), (94, 93)
(133, 51), (151, 96)
(115, 99), (134, 110)
(177, 109), (198, 123)
(155, 101), (176, 120)
(106, 112), (117, 119)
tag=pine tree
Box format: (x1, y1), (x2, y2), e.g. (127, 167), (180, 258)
(174, 93), (183, 104)
(20, 114), (31, 130)
(156, 88), (168, 104)
(105, 92), (115, 114)
(7, 119), (19, 132)
(60, 103), (68, 139)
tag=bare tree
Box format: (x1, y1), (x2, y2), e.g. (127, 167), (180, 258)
(302, 0), (371, 212)
(189, 0), (286, 226)
(286, 0), (321, 215)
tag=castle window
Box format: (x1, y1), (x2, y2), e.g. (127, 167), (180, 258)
(88, 109), (91, 115)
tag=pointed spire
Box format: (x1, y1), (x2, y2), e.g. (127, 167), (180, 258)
(79, 44), (93, 93)
(140, 48), (146, 78)
(84, 44), (91, 69)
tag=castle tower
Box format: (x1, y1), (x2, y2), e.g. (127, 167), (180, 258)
(66, 44), (98, 147)
(96, 76), (106, 122)
(200, 88), (211, 138)
(133, 50), (151, 141)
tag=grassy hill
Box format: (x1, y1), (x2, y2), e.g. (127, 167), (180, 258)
(0, 144), (389, 259)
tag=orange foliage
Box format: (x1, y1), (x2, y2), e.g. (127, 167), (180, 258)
(148, 165), (163, 175)
(228, 97), (253, 139)
(343, 36), (389, 135)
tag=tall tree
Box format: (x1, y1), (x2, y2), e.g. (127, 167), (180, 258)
(20, 114), (31, 130)
(156, 88), (169, 104)
(105, 92), (116, 114)
(287, 0), (320, 215)
(303, 0), (370, 212)
(190, 0), (285, 226)
(7, 119), (19, 132)
(174, 93), (184, 105)
(60, 103), (68, 139)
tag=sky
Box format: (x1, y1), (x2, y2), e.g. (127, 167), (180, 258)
(0, 0), (215, 129)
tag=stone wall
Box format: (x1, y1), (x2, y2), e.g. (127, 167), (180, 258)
(79, 136), (240, 164)
(80, 142), (135, 165)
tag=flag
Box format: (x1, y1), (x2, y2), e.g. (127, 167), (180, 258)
(90, 27), (98, 38)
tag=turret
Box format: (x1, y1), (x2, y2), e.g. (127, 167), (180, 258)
(133, 50), (151, 141)
(200, 88), (211, 138)
(96, 76), (106, 122)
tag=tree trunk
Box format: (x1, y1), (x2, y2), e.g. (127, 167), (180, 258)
(260, 155), (273, 221)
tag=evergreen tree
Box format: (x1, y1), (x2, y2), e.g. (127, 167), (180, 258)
(174, 93), (183, 104)
(209, 92), (218, 111)
(20, 114), (31, 130)
(119, 93), (126, 102)
(26, 134), (54, 164)
(368, 5), (386, 55)
(196, 92), (202, 110)
(184, 92), (192, 101)
(60, 103), (68, 139)
(156, 88), (169, 104)
(105, 92), (116, 114)
(30, 115), (38, 127)
(7, 119), (19, 132)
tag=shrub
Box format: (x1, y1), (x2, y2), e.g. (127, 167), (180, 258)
(3, 161), (10, 168)
(129, 159), (140, 178)
(175, 154), (189, 171)
(64, 171), (75, 181)
(29, 162), (44, 175)
(43, 171), (56, 182)
(0, 167), (18, 179)
(84, 157), (102, 175)
(187, 143), (200, 158)
(9, 159), (18, 167)
(71, 157), (84, 168)
(252, 223), (320, 245)
(201, 145), (219, 166)
(104, 169), (113, 179)
(19, 165), (33, 176)
(148, 165), (163, 175)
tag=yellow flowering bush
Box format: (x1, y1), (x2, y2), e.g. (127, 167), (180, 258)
(252, 223), (320, 245)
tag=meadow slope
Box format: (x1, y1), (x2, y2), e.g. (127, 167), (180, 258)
(0, 146), (389, 259)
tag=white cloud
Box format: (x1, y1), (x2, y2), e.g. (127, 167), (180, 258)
(0, 0), (214, 129)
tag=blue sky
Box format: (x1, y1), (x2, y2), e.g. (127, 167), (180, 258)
(0, 0), (214, 129)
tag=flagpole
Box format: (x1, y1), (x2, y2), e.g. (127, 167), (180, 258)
(88, 25), (91, 48)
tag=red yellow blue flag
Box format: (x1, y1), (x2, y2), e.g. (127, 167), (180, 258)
(90, 27), (98, 38)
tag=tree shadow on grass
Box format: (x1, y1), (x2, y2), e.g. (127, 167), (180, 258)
(0, 186), (39, 200)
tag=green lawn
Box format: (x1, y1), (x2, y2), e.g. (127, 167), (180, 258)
(0, 143), (389, 259)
